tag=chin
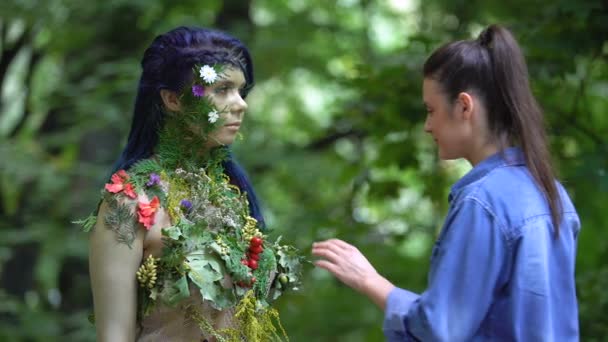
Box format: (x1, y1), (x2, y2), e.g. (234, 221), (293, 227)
(439, 153), (465, 162)
(209, 134), (237, 147)
(220, 138), (236, 146)
(438, 150), (458, 161)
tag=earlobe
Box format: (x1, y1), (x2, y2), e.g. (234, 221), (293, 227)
(160, 89), (182, 112)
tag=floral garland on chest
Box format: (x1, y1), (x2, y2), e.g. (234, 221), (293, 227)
(79, 65), (304, 341)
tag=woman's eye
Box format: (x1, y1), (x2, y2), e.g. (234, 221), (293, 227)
(215, 86), (230, 94)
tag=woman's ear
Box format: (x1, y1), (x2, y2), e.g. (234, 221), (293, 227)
(160, 89), (182, 112)
(456, 92), (474, 121)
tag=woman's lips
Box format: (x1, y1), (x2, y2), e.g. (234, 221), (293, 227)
(225, 122), (241, 130)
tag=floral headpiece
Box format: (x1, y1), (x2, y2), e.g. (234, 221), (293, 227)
(179, 64), (225, 131)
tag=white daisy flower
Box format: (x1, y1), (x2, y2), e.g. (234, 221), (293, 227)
(208, 110), (219, 123)
(199, 65), (217, 83)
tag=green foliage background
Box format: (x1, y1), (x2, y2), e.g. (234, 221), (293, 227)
(0, 0), (606, 340)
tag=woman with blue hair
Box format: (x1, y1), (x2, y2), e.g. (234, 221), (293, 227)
(84, 26), (302, 341)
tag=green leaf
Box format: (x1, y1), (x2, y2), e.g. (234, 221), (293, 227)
(161, 275), (190, 306)
(185, 251), (236, 309)
(162, 225), (182, 240)
(186, 252), (225, 283)
(72, 214), (97, 232)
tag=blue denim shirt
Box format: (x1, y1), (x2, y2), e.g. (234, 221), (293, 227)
(383, 148), (580, 341)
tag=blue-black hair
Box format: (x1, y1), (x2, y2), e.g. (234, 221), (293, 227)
(111, 26), (265, 227)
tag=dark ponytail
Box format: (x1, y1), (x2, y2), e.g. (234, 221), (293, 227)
(424, 24), (562, 235)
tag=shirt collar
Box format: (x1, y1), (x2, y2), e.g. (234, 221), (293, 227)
(448, 147), (525, 203)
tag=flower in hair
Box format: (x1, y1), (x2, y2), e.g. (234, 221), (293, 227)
(208, 110), (219, 123)
(192, 84), (205, 97)
(199, 65), (218, 84)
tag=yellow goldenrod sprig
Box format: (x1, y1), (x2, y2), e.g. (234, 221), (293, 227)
(242, 216), (263, 242)
(136, 254), (158, 289)
(215, 235), (230, 255)
(234, 290), (288, 341)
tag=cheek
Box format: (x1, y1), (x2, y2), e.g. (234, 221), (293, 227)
(207, 93), (224, 108)
(213, 99), (233, 118)
(209, 126), (235, 140)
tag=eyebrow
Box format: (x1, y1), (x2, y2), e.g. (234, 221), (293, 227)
(215, 80), (246, 89)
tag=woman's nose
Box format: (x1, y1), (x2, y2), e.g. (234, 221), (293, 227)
(232, 93), (248, 117)
(423, 115), (432, 133)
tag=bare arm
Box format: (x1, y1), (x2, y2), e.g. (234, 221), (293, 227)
(89, 200), (145, 342)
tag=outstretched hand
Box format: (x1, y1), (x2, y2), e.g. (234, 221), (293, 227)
(312, 239), (378, 292)
(312, 239), (395, 309)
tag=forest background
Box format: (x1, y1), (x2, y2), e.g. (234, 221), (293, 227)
(0, 0), (606, 340)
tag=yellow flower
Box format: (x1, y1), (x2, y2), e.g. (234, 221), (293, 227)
(136, 255), (158, 289)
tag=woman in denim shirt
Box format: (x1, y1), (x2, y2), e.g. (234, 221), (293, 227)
(312, 24), (580, 341)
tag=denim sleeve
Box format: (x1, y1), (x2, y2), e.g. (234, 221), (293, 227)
(383, 198), (508, 341)
(383, 288), (420, 341)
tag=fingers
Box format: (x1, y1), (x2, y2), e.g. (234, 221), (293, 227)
(312, 239), (360, 267)
(329, 239), (355, 251)
(312, 239), (367, 291)
(311, 244), (341, 264)
(313, 238), (354, 251)
(312, 240), (350, 278)
(313, 260), (338, 275)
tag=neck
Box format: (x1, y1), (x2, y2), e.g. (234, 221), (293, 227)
(467, 143), (500, 166)
(466, 122), (512, 166)
(157, 117), (227, 171)
(467, 132), (511, 166)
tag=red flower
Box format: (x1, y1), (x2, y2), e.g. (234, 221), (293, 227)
(123, 183), (137, 199)
(138, 196), (160, 230)
(105, 170), (137, 199)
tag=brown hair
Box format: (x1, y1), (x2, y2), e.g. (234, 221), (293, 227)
(423, 24), (562, 235)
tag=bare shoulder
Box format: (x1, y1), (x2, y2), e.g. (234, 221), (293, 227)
(90, 196), (145, 252)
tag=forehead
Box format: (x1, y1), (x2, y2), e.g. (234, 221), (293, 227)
(422, 78), (446, 104)
(218, 66), (246, 86)
(423, 78), (441, 96)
